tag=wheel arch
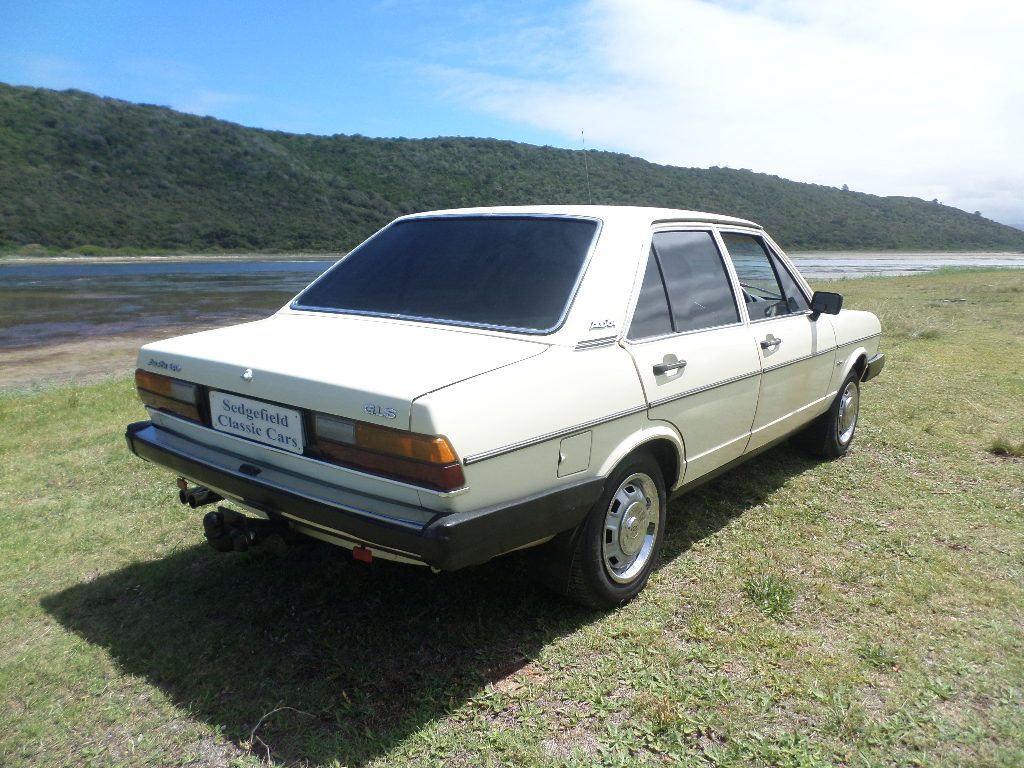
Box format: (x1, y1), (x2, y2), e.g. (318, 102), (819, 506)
(851, 351), (868, 380)
(838, 346), (869, 388)
(596, 424), (684, 492)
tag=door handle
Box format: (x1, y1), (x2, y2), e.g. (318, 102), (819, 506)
(653, 360), (687, 376)
(760, 334), (782, 350)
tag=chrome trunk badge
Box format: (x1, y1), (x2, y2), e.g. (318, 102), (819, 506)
(363, 403), (398, 419)
(241, 368), (254, 382)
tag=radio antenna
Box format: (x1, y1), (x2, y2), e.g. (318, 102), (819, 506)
(581, 130), (593, 204)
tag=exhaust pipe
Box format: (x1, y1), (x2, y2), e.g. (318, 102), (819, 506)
(188, 488), (222, 508)
(179, 485), (222, 508)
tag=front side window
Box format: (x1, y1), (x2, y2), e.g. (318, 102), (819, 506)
(293, 216), (599, 333)
(723, 233), (809, 320)
(628, 230), (739, 339)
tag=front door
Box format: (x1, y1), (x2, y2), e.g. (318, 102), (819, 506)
(623, 229), (762, 486)
(721, 232), (836, 451)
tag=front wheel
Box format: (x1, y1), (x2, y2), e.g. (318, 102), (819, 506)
(566, 453), (667, 608)
(797, 371), (861, 459)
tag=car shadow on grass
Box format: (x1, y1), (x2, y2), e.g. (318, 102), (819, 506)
(659, 443), (822, 563)
(41, 443), (820, 766)
(41, 534), (600, 765)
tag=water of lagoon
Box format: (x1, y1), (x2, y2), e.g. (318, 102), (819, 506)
(1, 252), (1021, 351)
(0, 259), (336, 351)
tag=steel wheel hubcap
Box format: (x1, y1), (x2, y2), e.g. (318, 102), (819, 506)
(837, 381), (859, 444)
(602, 473), (659, 584)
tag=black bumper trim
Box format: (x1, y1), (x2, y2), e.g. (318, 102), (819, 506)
(862, 352), (885, 382)
(126, 421), (603, 570)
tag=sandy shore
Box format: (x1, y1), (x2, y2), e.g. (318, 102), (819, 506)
(0, 252), (341, 266)
(0, 324), (219, 391)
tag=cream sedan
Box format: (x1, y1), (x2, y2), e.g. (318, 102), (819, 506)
(126, 206), (884, 607)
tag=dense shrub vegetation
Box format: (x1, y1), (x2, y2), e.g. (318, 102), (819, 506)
(3, 82), (1023, 253)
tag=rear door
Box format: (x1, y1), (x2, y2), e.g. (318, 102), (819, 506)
(721, 231), (837, 450)
(623, 228), (762, 485)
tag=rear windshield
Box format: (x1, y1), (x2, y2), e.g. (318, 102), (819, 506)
(292, 216), (600, 333)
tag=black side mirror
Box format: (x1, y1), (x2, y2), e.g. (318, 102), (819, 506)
(810, 291), (843, 320)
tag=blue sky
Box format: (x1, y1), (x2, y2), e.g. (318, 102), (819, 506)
(0, 1), (578, 144)
(2, 1), (1023, 229)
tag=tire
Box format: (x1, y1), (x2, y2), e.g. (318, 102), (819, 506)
(797, 370), (861, 459)
(565, 453), (667, 608)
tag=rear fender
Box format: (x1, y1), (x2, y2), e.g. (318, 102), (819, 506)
(596, 423), (685, 491)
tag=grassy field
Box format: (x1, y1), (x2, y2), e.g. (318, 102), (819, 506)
(1, 269), (1021, 767)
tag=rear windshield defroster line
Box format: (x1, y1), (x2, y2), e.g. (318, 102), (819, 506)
(291, 215), (601, 334)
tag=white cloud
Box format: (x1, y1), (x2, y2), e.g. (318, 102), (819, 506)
(174, 89), (247, 118)
(19, 55), (94, 91)
(431, 0), (1024, 227)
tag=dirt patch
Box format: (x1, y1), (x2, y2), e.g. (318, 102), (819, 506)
(0, 324), (219, 391)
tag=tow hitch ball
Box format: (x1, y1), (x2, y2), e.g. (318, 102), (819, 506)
(202, 507), (289, 554)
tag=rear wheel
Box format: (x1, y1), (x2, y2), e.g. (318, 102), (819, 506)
(566, 453), (667, 608)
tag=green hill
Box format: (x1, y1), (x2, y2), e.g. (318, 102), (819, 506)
(2, 82), (1023, 253)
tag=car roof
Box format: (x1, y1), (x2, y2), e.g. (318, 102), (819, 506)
(401, 205), (761, 229)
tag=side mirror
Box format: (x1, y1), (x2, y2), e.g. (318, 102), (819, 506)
(810, 291), (843, 320)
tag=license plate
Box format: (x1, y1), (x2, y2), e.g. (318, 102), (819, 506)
(208, 391), (304, 454)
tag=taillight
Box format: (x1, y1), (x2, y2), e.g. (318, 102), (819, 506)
(135, 369), (201, 422)
(313, 412), (465, 492)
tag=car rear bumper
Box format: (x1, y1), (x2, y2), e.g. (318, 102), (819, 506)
(125, 421), (602, 570)
(863, 352), (885, 382)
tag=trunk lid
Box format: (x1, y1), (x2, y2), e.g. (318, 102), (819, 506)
(138, 312), (548, 428)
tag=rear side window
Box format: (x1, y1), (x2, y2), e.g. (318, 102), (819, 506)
(628, 230), (739, 339)
(627, 248), (673, 340)
(293, 216), (599, 333)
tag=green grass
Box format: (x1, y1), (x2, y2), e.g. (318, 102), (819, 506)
(742, 575), (795, 621)
(1, 269), (1022, 767)
(989, 436), (1024, 459)
(857, 643), (899, 672)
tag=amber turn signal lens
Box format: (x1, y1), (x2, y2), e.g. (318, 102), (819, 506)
(135, 369), (201, 422)
(354, 422), (458, 464)
(312, 412), (465, 491)
(315, 438), (466, 492)
(135, 369), (198, 403)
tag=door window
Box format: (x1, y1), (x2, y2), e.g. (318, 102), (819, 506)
(628, 231), (739, 340)
(723, 233), (809, 320)
(627, 247), (673, 340)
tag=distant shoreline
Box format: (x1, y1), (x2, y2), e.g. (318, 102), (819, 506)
(2, 250), (1022, 266)
(792, 250), (1024, 260)
(0, 252), (343, 265)
(3, 266), (1021, 392)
